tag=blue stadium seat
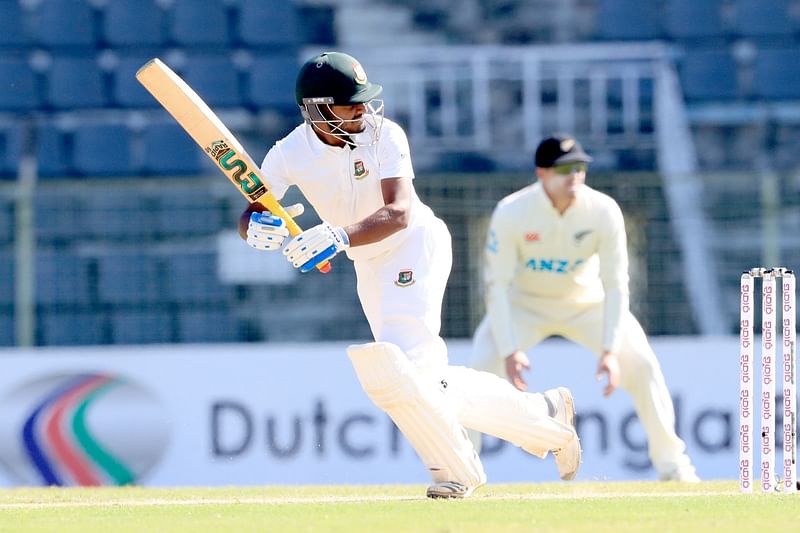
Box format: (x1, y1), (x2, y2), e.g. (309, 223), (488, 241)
(0, 123), (22, 178)
(103, 0), (165, 47)
(247, 54), (298, 110)
(0, 200), (12, 244)
(238, 0), (300, 48)
(157, 194), (224, 237)
(164, 252), (232, 303)
(40, 312), (107, 346)
(182, 54), (242, 107)
(36, 251), (91, 305)
(0, 58), (38, 111)
(111, 310), (173, 344)
(0, 314), (12, 346)
(752, 48), (800, 99)
(46, 56), (106, 109)
(178, 310), (239, 342)
(679, 50), (739, 100)
(664, 0), (725, 40)
(72, 124), (132, 176)
(595, 0), (661, 40)
(80, 192), (160, 240)
(0, 1), (30, 48)
(142, 123), (204, 175)
(33, 0), (98, 48)
(169, 0), (230, 47)
(735, 0), (793, 38)
(111, 53), (162, 108)
(33, 195), (90, 241)
(96, 253), (162, 304)
(35, 124), (71, 178)
(0, 251), (12, 305)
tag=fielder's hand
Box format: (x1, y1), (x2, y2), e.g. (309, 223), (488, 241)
(595, 351), (620, 398)
(505, 350), (531, 391)
(283, 222), (349, 273)
(245, 203), (304, 251)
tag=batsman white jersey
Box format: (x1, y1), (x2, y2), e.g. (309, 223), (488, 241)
(471, 181), (696, 479)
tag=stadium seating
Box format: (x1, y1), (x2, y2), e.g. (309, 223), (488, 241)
(177, 309), (240, 342)
(157, 193), (225, 236)
(0, 0), (30, 48)
(734, 0), (794, 38)
(247, 54), (299, 111)
(752, 48), (800, 99)
(0, 123), (22, 178)
(0, 57), (39, 111)
(141, 123), (205, 175)
(0, 251), (12, 305)
(169, 0), (231, 47)
(679, 50), (739, 100)
(102, 0), (166, 48)
(0, 314), (12, 346)
(96, 253), (163, 304)
(164, 252), (233, 303)
(238, 0), (300, 48)
(111, 310), (173, 344)
(35, 124), (71, 178)
(110, 52), (162, 108)
(40, 311), (108, 345)
(181, 54), (242, 107)
(72, 124), (133, 176)
(32, 0), (98, 48)
(0, 199), (12, 244)
(35, 251), (92, 305)
(594, 0), (661, 40)
(45, 56), (107, 109)
(80, 192), (161, 240)
(664, 0), (726, 40)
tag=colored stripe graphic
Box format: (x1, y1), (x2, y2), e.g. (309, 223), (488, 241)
(22, 375), (97, 485)
(71, 380), (136, 485)
(44, 375), (110, 486)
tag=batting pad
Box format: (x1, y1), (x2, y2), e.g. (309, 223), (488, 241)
(445, 366), (575, 458)
(347, 342), (486, 488)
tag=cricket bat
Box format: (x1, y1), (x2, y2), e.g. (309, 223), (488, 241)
(135, 58), (331, 273)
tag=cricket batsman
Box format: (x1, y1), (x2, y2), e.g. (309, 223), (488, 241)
(469, 134), (700, 482)
(238, 52), (582, 498)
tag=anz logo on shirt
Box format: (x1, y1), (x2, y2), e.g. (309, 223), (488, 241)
(524, 257), (585, 274)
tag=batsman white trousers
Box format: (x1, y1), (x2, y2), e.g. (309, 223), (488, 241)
(351, 218), (576, 485)
(470, 296), (693, 476)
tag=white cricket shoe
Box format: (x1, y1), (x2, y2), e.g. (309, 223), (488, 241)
(545, 387), (582, 481)
(426, 481), (474, 499)
(659, 466), (701, 483)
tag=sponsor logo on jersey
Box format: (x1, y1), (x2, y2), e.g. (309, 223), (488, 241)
(394, 270), (415, 287)
(353, 160), (369, 179)
(573, 229), (593, 243)
(525, 258), (585, 273)
(524, 232), (540, 242)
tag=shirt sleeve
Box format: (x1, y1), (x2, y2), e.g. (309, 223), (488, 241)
(483, 205), (520, 358)
(259, 144), (292, 202)
(377, 123), (414, 179)
(598, 198), (630, 354)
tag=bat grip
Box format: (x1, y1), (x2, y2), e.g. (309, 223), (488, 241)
(282, 212), (332, 274)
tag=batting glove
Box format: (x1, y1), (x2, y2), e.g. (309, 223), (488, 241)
(283, 222), (349, 273)
(246, 203), (304, 251)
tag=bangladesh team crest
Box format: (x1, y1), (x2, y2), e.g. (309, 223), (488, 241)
(394, 270), (415, 287)
(353, 159), (369, 179)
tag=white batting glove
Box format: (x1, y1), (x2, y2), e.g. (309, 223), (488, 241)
(246, 203), (304, 251)
(283, 222), (349, 273)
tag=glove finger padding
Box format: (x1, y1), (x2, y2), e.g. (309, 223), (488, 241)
(283, 222), (349, 272)
(246, 212), (290, 251)
(284, 203), (305, 218)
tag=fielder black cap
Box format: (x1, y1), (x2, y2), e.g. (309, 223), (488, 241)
(534, 134), (593, 168)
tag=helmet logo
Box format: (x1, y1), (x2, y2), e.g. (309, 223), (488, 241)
(353, 63), (368, 85)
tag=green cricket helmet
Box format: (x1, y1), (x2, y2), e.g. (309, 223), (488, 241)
(295, 52), (384, 147)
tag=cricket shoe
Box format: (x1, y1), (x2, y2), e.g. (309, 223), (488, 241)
(545, 387), (582, 481)
(426, 481), (475, 499)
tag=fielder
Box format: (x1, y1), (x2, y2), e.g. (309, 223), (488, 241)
(469, 134), (699, 482)
(239, 52), (581, 498)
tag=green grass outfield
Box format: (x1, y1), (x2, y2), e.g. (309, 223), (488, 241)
(0, 481), (795, 533)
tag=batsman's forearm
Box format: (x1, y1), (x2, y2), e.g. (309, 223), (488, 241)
(344, 203), (410, 247)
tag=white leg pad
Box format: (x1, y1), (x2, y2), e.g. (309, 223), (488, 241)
(347, 342), (486, 488)
(446, 366), (575, 458)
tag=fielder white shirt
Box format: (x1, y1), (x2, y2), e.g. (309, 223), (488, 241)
(484, 181), (630, 357)
(260, 118), (436, 262)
